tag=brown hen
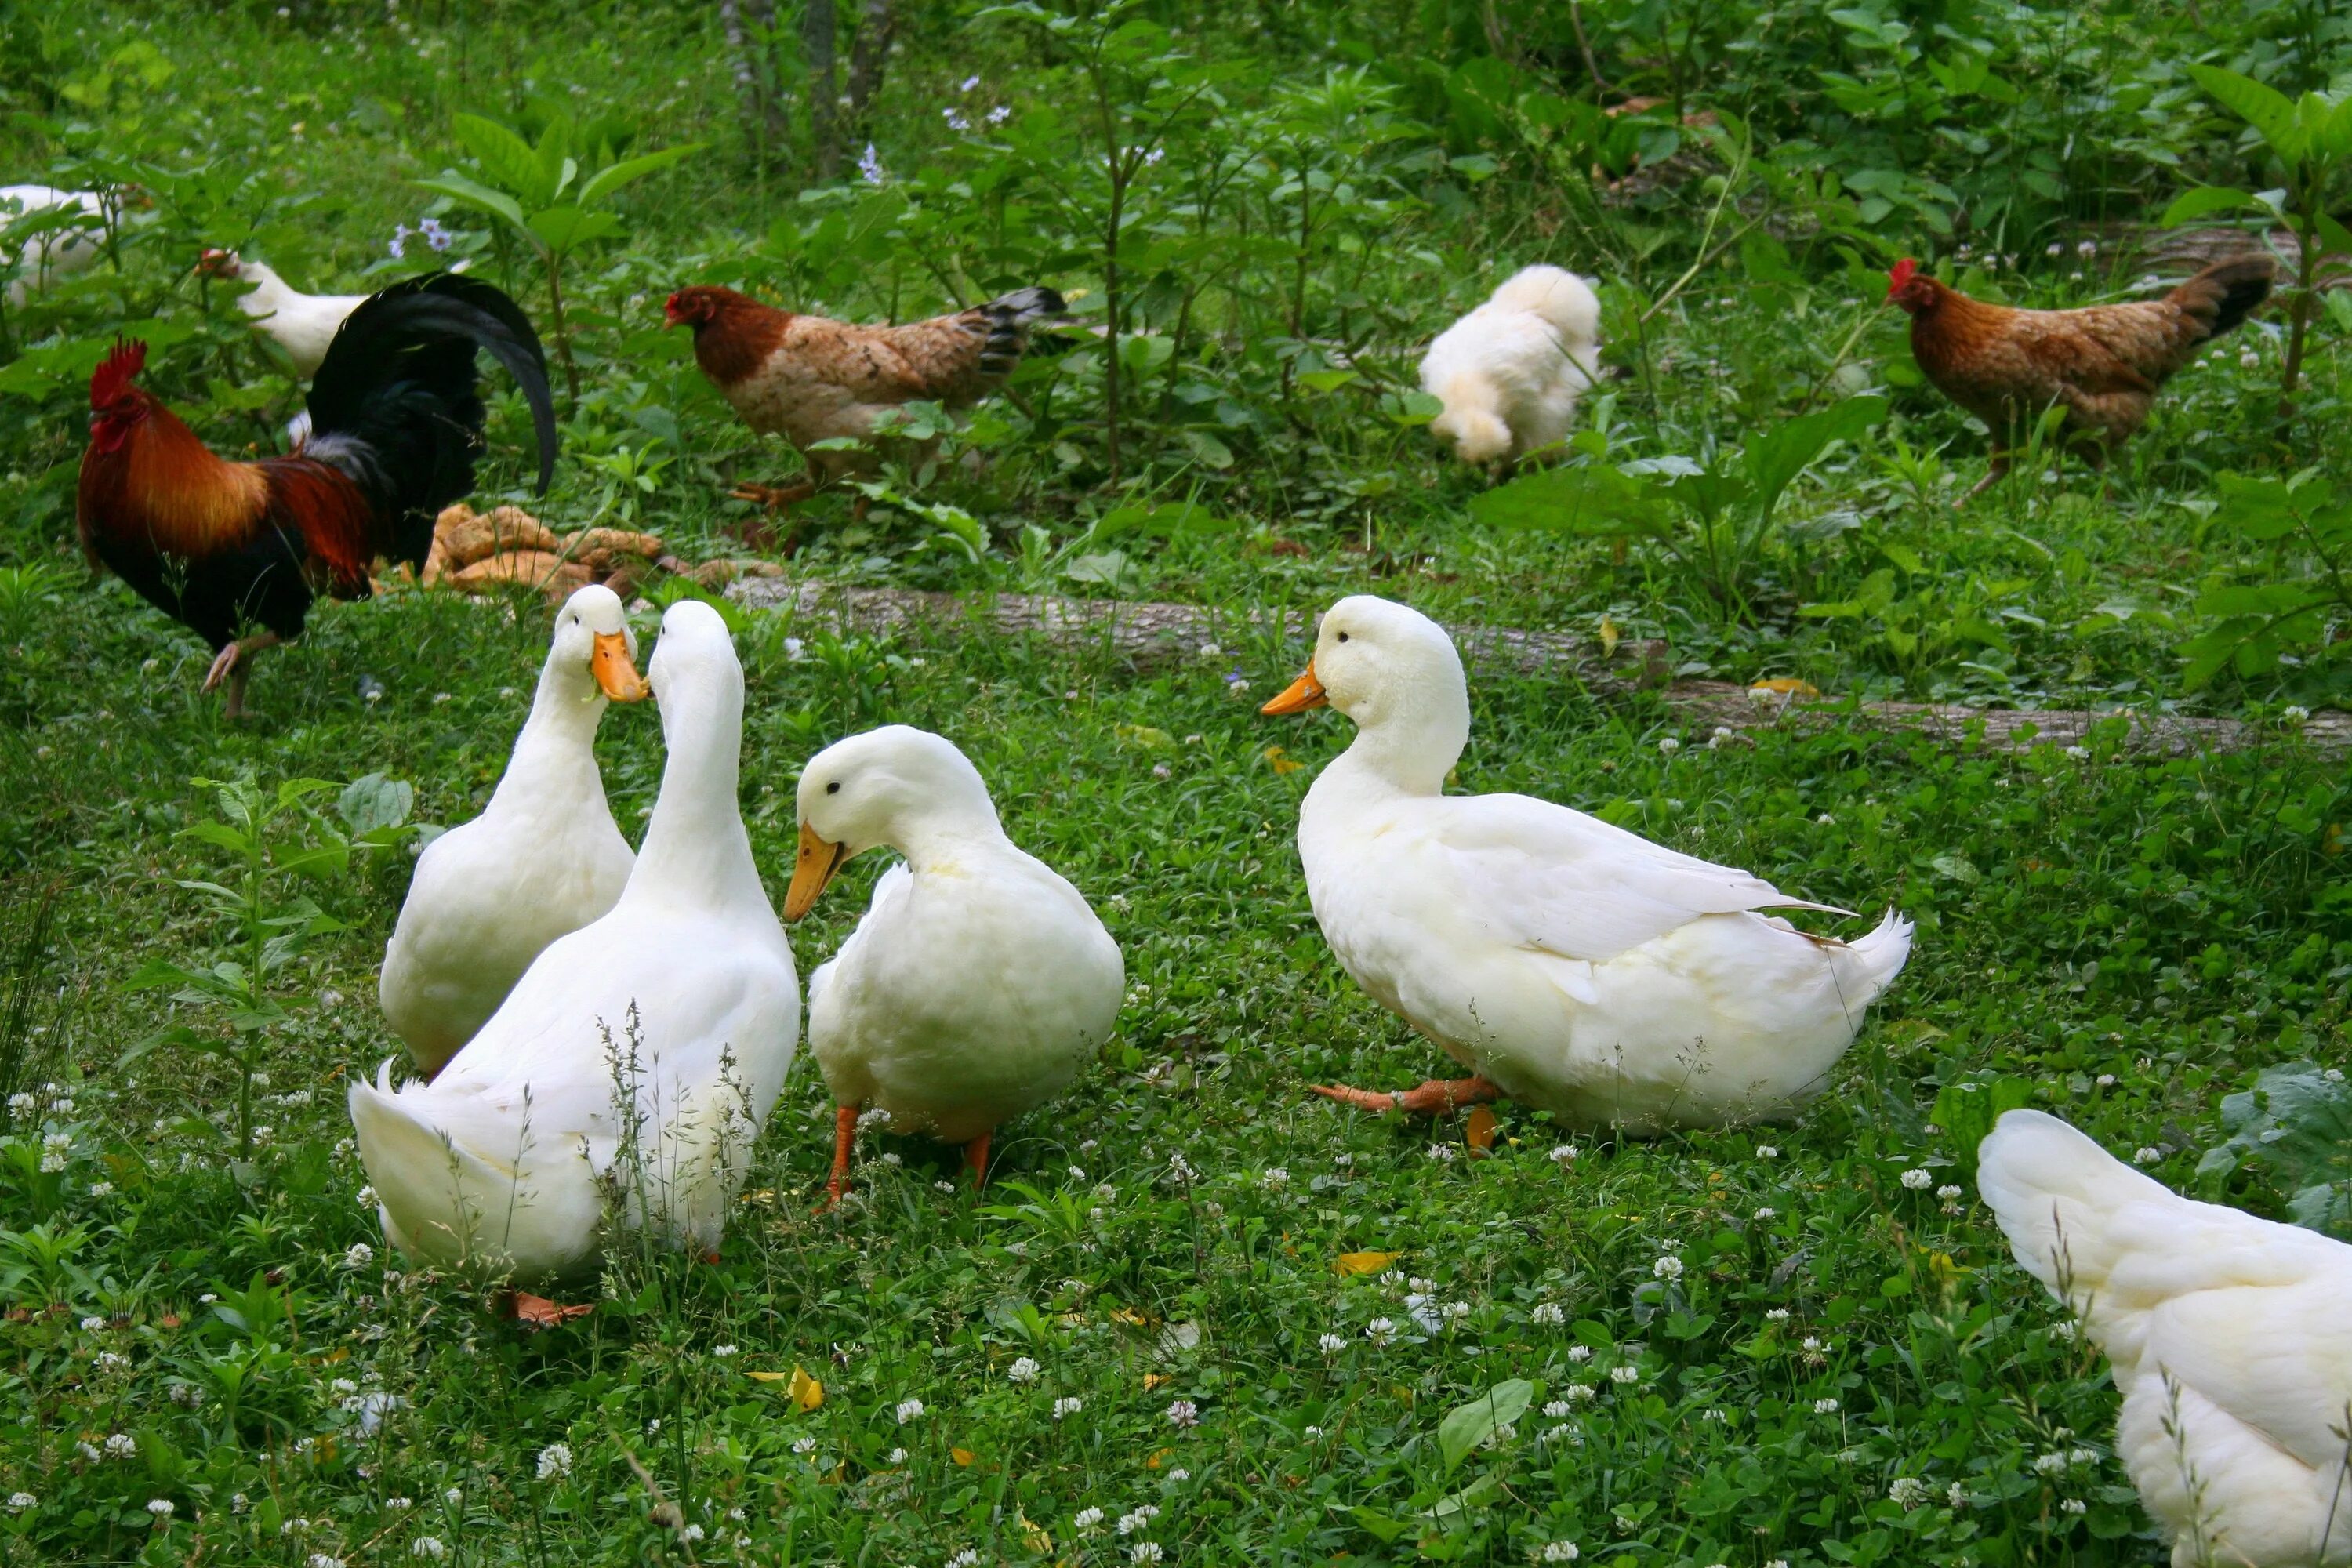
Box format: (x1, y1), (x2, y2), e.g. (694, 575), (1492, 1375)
(1887, 254), (2274, 503)
(665, 283), (1063, 516)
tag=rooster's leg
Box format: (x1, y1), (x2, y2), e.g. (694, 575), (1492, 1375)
(202, 633), (281, 719)
(1959, 455), (2012, 506)
(725, 481), (815, 554)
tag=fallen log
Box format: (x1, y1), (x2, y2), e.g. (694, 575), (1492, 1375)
(728, 578), (2349, 758)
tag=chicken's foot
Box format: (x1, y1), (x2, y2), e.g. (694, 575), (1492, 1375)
(202, 632), (281, 719)
(1311, 1076), (1503, 1116)
(1959, 455), (2012, 506)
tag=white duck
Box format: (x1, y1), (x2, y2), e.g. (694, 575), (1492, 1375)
(196, 249), (368, 377)
(1261, 594), (1911, 1131)
(349, 599), (800, 1290)
(786, 726), (1123, 1204)
(379, 584), (649, 1078)
(1978, 1109), (2352, 1566)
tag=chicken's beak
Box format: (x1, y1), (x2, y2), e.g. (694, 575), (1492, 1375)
(1260, 661), (1328, 716)
(784, 821), (848, 922)
(590, 631), (649, 703)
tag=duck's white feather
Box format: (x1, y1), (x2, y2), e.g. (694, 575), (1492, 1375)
(1979, 1109), (2352, 1565)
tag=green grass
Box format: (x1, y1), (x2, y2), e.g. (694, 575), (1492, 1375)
(2, 1), (2350, 1563)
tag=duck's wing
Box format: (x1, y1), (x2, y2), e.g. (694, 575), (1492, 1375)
(1421, 792), (1851, 964)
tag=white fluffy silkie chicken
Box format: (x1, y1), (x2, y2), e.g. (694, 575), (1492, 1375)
(196, 249), (368, 378)
(1263, 594), (1911, 1131)
(1418, 264), (1602, 466)
(785, 725), (1123, 1206)
(350, 600), (799, 1295)
(1978, 1109), (2352, 1566)
(4, 185), (114, 307)
(378, 584), (648, 1078)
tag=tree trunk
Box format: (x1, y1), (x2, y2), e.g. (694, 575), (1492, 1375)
(801, 0), (841, 181)
(846, 0), (895, 120)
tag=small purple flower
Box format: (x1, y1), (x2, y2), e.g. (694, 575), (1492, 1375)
(960, 75), (981, 93)
(987, 105), (1012, 125)
(418, 216), (452, 252)
(942, 108), (971, 132)
(858, 143), (887, 187)
(388, 224), (410, 260)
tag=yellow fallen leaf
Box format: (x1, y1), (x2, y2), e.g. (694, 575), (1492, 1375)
(1145, 1447), (1174, 1470)
(746, 1370), (789, 1381)
(1261, 745), (1304, 775)
(1465, 1105), (1497, 1156)
(1116, 723), (1175, 749)
(1598, 615), (1620, 658)
(1750, 677), (1821, 698)
(1143, 1372), (1171, 1392)
(1334, 1250), (1401, 1276)
(1019, 1514), (1054, 1554)
(952, 1447), (976, 1467)
(1111, 1306), (1158, 1327)
(2324, 823), (2343, 855)
(789, 1365), (823, 1411)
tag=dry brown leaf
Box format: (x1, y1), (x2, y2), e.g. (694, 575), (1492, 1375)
(559, 528), (666, 572)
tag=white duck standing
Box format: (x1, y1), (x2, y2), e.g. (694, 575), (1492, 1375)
(785, 726), (1123, 1205)
(1261, 594), (1911, 1131)
(379, 584), (648, 1078)
(1978, 1109), (2352, 1566)
(349, 599), (800, 1294)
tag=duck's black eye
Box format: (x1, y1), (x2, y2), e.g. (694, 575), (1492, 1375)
(825, 781), (840, 794)
(1336, 631), (1349, 642)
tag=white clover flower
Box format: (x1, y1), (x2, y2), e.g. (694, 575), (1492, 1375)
(1261, 1167), (1289, 1189)
(106, 1432), (136, 1458)
(79, 1315), (105, 1332)
(78, 1443), (100, 1461)
(1426, 1143), (1457, 1163)
(444, 1487), (463, 1507)
(1817, 813), (1836, 826)
(412, 1541), (448, 1561)
(2132, 1147), (2161, 1166)
(1753, 1207), (1777, 1221)
(1542, 1400), (1571, 1418)
(1165, 1398), (1199, 1428)
(535, 1443), (572, 1481)
(1566, 1345), (1592, 1362)
(1563, 1383), (1597, 1403)
(2064, 745), (2089, 760)
(1936, 1185), (1962, 1200)
(1117, 1505), (1160, 1534)
(1609, 1364), (1639, 1385)
(1948, 1480), (1969, 1508)
(308, 1556), (345, 1568)
(1547, 1145), (1580, 1168)
(343, 1242), (375, 1269)
(1657, 737), (1680, 755)
(1900, 1167), (1933, 1190)
(2051, 1320), (2078, 1342)
(96, 1351), (129, 1371)
(387, 1497), (412, 1511)
(2060, 1497), (2087, 1515)
(2282, 705), (2310, 724)
(1365, 1317), (1396, 1345)
(330, 1377), (358, 1396)
(1813, 1397), (1839, 1414)
(1075, 1506), (1105, 1533)
(946, 1551), (980, 1568)
(887, 1448), (907, 1464)
(146, 1499), (174, 1518)
(1756, 1145), (1778, 1159)
(1541, 1544), (1581, 1563)
(1167, 1467), (1189, 1482)
(88, 1180), (113, 1198)
(793, 1436), (818, 1454)
(1653, 1255), (1685, 1281)
(1318, 1333), (1346, 1353)
(2033, 1451), (2069, 1475)
(1766, 1308), (1791, 1322)
(712, 1344), (739, 1358)
(1802, 1337), (1823, 1352)
(5, 1493), (33, 1513)
(1007, 1356), (1040, 1384)
(1889, 1475), (1929, 1508)
(896, 1398), (925, 1424)
(1131, 1545), (1163, 1564)
(935, 1179), (957, 1193)
(1530, 1302), (1565, 1326)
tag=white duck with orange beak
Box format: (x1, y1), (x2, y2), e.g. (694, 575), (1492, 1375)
(1262, 594), (1912, 1131)
(786, 726), (1123, 1206)
(379, 584), (650, 1077)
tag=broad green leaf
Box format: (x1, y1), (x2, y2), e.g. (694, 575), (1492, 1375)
(1743, 396), (1888, 522)
(2159, 186), (2262, 227)
(1093, 502), (1225, 538)
(1436, 1378), (1532, 1472)
(1472, 463), (1670, 535)
(1179, 428), (1234, 469)
(2187, 66), (2307, 163)
(339, 774), (413, 837)
(577, 143), (706, 208)
(451, 112), (554, 206)
(415, 174), (526, 234)
(526, 207), (620, 252)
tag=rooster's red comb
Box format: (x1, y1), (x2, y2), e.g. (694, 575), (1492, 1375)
(90, 339), (147, 408)
(1886, 258), (1918, 296)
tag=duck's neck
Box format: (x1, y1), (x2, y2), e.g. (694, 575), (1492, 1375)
(1317, 685), (1469, 807)
(891, 807), (1012, 873)
(630, 674), (765, 912)
(484, 656), (608, 818)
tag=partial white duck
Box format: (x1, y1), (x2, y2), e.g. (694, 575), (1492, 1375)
(379, 584), (649, 1078)
(4, 185), (114, 308)
(786, 726), (1123, 1204)
(195, 249), (368, 378)
(1261, 594), (1911, 1131)
(1420, 264), (1602, 466)
(349, 599), (800, 1292)
(1978, 1109), (2352, 1566)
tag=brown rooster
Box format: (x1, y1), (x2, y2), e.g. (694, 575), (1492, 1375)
(78, 274), (556, 717)
(1887, 253), (2274, 502)
(664, 283), (1064, 517)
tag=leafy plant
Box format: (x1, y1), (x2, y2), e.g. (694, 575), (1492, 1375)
(2165, 69), (2352, 419)
(123, 775), (412, 1167)
(420, 111), (702, 401)
(2178, 470), (2351, 699)
(1474, 397), (1888, 622)
(2198, 1063), (2352, 1238)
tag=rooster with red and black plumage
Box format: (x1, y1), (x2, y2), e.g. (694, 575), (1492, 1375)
(78, 271), (557, 716)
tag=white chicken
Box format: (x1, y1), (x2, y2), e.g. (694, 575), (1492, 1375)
(1977, 1109), (2352, 1566)
(4, 185), (113, 308)
(1419, 264), (1602, 466)
(196, 249), (368, 377)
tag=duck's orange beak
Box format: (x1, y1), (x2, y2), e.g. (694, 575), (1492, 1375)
(590, 631), (648, 702)
(1260, 661), (1327, 716)
(784, 821), (848, 921)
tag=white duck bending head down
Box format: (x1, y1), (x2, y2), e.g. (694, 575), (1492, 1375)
(1263, 593), (1911, 1132)
(786, 725), (1123, 1205)
(378, 583), (648, 1078)
(349, 599), (800, 1294)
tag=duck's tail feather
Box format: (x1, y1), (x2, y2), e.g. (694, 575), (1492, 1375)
(1825, 905), (1911, 1008)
